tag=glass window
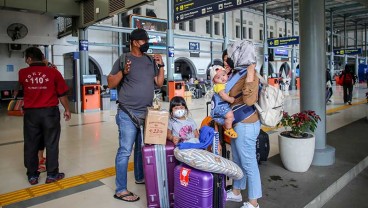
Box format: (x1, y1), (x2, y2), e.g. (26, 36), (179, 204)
(189, 20), (195, 32)
(146, 9), (156, 17)
(179, 22), (185, 31)
(270, 31), (274, 38)
(222, 23), (224, 36)
(242, 27), (247, 39)
(132, 7), (141, 15)
(206, 20), (210, 34)
(236, 26), (240, 38)
(215, 21), (220, 35)
(249, 28), (253, 39)
(260, 30), (263, 40)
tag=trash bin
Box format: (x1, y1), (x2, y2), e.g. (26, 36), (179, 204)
(101, 93), (111, 110)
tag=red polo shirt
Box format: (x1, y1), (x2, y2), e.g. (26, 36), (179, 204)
(19, 63), (69, 109)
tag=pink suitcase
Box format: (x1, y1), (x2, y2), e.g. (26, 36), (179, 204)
(143, 141), (177, 208)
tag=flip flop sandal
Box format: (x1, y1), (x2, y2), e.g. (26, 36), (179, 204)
(135, 180), (145, 184)
(224, 128), (238, 138)
(113, 192), (140, 202)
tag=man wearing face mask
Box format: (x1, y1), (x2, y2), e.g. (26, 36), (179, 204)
(107, 28), (165, 202)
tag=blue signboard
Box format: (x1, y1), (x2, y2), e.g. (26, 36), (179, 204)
(333, 48), (362, 55)
(174, 0), (267, 23)
(189, 42), (200, 51)
(168, 47), (174, 57)
(79, 40), (88, 51)
(274, 48), (289, 57)
(268, 36), (299, 47)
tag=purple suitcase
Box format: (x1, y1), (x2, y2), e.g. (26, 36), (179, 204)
(143, 141), (176, 208)
(174, 164), (226, 208)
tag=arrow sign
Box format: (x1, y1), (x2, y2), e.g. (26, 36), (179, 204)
(333, 48), (362, 55)
(267, 36), (299, 47)
(174, 0), (267, 23)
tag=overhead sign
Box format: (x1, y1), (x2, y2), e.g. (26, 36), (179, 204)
(333, 48), (362, 55)
(189, 42), (200, 51)
(174, 0), (267, 23)
(268, 36), (299, 47)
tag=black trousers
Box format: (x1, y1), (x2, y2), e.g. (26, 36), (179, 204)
(343, 84), (353, 103)
(24, 107), (61, 178)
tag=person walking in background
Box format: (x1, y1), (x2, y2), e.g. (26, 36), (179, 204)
(340, 64), (356, 105)
(107, 28), (165, 202)
(326, 68), (333, 103)
(16, 47), (71, 185)
(224, 40), (262, 208)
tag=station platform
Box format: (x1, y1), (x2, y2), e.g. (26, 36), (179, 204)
(0, 84), (367, 208)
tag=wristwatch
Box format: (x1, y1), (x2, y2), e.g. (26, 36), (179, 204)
(157, 64), (165, 68)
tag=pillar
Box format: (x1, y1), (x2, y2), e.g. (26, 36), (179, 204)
(299, 0), (335, 166)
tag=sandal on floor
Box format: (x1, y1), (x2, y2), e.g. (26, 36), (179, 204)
(135, 180), (145, 184)
(224, 128), (238, 138)
(113, 192), (140, 202)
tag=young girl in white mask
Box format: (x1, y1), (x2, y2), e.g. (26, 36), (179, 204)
(167, 96), (199, 145)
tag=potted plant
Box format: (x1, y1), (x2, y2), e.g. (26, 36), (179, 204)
(278, 110), (321, 172)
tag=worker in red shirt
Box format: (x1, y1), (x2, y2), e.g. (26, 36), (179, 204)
(17, 47), (71, 185)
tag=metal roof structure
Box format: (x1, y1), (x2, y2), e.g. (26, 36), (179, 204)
(248, 0), (368, 31)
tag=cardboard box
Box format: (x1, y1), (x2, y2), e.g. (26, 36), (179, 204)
(144, 108), (169, 144)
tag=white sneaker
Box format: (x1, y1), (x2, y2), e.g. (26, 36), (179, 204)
(240, 202), (260, 208)
(226, 190), (242, 202)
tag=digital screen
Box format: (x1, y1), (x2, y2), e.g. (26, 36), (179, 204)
(274, 48), (289, 57)
(130, 15), (167, 50)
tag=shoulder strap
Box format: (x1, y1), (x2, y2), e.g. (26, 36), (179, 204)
(255, 72), (268, 85)
(225, 68), (247, 93)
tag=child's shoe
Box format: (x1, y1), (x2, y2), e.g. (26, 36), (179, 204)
(38, 157), (46, 172)
(224, 128), (238, 138)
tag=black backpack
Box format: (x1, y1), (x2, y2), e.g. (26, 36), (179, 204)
(256, 129), (270, 164)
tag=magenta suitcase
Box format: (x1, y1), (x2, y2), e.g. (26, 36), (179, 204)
(174, 164), (226, 208)
(143, 141), (177, 208)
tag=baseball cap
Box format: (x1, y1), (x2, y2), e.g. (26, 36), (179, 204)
(130, 28), (149, 40)
(210, 65), (226, 82)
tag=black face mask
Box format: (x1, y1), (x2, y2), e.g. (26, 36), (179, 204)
(139, 42), (150, 53)
(226, 57), (235, 69)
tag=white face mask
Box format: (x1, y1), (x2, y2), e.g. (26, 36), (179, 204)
(173, 109), (186, 118)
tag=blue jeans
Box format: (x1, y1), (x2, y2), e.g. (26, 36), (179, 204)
(231, 121), (262, 200)
(115, 109), (144, 194)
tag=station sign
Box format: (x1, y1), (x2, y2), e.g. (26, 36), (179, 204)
(189, 42), (200, 51)
(79, 40), (88, 51)
(174, 0), (268, 23)
(267, 36), (299, 47)
(333, 48), (362, 55)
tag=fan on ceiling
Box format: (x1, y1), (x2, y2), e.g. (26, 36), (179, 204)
(7, 23), (28, 41)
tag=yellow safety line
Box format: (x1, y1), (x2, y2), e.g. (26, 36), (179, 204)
(0, 99), (366, 206)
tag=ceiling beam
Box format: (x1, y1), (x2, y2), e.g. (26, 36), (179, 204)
(326, 3), (362, 12)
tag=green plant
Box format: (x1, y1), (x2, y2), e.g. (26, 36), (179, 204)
(279, 110), (321, 138)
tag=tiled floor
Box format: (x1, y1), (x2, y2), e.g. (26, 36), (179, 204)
(0, 84), (367, 208)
